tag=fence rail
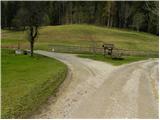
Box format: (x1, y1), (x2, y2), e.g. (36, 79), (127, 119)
(49, 44), (158, 57)
(2, 44), (158, 57)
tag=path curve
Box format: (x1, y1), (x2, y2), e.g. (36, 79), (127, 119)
(32, 50), (158, 119)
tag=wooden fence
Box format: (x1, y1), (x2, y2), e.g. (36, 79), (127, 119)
(49, 44), (158, 57)
(2, 44), (158, 57)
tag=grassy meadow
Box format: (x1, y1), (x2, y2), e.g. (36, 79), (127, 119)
(1, 24), (159, 118)
(1, 49), (67, 118)
(78, 54), (150, 66)
(1, 24), (159, 52)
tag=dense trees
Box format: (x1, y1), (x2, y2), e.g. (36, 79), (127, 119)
(1, 1), (159, 35)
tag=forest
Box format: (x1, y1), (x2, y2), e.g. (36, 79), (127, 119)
(1, 1), (159, 35)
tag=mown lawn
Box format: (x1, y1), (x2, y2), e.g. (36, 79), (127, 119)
(1, 24), (159, 52)
(78, 53), (150, 66)
(1, 49), (67, 118)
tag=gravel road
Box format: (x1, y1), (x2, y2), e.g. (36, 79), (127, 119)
(33, 50), (158, 119)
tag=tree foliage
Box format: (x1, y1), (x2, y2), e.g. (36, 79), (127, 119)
(1, 1), (159, 35)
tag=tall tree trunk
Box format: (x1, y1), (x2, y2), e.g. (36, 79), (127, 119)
(107, 15), (110, 27)
(110, 16), (113, 27)
(30, 40), (34, 57)
(29, 26), (37, 57)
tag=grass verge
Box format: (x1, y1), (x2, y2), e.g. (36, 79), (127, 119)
(77, 53), (151, 66)
(1, 49), (67, 118)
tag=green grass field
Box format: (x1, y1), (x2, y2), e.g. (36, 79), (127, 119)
(1, 24), (159, 52)
(78, 54), (150, 66)
(1, 49), (67, 118)
(1, 24), (159, 118)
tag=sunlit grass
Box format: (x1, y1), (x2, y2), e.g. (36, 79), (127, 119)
(1, 49), (67, 118)
(1, 24), (159, 51)
(77, 53), (151, 66)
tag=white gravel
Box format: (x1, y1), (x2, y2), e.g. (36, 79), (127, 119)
(32, 50), (158, 119)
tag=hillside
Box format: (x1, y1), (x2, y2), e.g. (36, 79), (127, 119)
(1, 24), (159, 52)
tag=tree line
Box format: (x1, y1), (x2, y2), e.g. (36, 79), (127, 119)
(2, 1), (159, 35)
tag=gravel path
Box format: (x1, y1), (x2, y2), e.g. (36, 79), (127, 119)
(32, 50), (158, 119)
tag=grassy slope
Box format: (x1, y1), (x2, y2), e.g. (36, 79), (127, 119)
(1, 49), (67, 118)
(1, 24), (159, 52)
